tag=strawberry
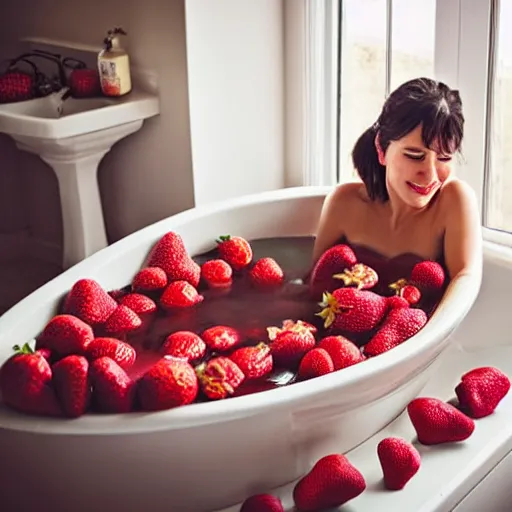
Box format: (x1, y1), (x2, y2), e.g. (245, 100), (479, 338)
(202, 325), (241, 352)
(364, 308), (427, 357)
(196, 356), (245, 400)
(160, 281), (204, 310)
(267, 319), (318, 340)
(36, 347), (53, 361)
(455, 366), (511, 419)
(161, 331), (206, 362)
(386, 295), (410, 310)
(119, 293), (157, 314)
(64, 278), (118, 325)
(309, 244), (358, 297)
(87, 337), (136, 370)
(216, 235), (253, 270)
(317, 335), (365, 370)
(401, 285), (421, 305)
(68, 67), (101, 98)
(249, 258), (285, 287)
(104, 305), (142, 335)
(132, 266), (168, 292)
(52, 355), (91, 418)
(0, 71), (34, 103)
(410, 261), (445, 291)
(266, 320), (318, 367)
(407, 397), (475, 445)
(89, 357), (135, 413)
(201, 259), (233, 288)
(298, 348), (334, 380)
(389, 278), (422, 305)
(229, 343), (273, 379)
(36, 314), (94, 356)
(138, 356), (199, 411)
(317, 288), (388, 333)
(332, 263), (379, 290)
(240, 494), (284, 512)
(270, 329), (316, 367)
(146, 231), (201, 287)
(293, 454), (366, 511)
(377, 437), (421, 490)
(0, 343), (62, 417)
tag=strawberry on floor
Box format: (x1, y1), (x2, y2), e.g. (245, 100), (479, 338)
(292, 454), (366, 511)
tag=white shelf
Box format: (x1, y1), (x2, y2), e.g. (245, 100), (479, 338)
(219, 344), (512, 512)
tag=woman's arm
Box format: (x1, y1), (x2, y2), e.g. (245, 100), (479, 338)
(422, 179), (483, 335)
(442, 179), (483, 282)
(312, 184), (358, 262)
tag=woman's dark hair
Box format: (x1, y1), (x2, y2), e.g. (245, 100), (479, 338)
(351, 77), (464, 201)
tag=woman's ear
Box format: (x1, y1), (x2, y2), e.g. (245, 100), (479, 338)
(375, 134), (386, 166)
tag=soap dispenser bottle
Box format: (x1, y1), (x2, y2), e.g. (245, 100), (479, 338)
(98, 27), (132, 97)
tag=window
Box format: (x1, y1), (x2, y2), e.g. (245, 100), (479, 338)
(299, 0), (511, 245)
(338, 0), (436, 183)
(484, 0), (512, 233)
(389, 0), (436, 92)
(338, 0), (386, 184)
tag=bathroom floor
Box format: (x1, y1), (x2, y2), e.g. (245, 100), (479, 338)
(0, 258), (62, 316)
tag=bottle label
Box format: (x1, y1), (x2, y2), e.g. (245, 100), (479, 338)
(99, 60), (121, 96)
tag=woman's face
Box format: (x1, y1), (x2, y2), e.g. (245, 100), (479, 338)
(378, 124), (454, 209)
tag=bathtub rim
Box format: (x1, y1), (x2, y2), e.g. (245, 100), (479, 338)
(0, 186), (489, 435)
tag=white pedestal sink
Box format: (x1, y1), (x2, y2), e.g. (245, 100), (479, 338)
(0, 91), (160, 269)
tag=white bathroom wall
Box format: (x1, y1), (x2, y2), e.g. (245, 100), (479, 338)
(185, 0), (285, 206)
(0, 0), (286, 262)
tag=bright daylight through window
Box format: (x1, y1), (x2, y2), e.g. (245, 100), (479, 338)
(485, 0), (512, 233)
(338, 0), (436, 184)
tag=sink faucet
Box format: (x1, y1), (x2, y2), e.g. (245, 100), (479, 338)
(8, 51), (67, 95)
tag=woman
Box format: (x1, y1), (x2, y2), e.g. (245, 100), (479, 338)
(313, 77), (482, 290)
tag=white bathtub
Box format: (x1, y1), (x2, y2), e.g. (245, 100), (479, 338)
(0, 187), (482, 512)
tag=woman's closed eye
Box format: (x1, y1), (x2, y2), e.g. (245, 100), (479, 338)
(404, 152), (424, 161)
(403, 151), (452, 162)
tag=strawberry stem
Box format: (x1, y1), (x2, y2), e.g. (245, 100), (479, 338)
(389, 278), (408, 295)
(316, 292), (340, 328)
(12, 342), (35, 355)
(216, 235), (231, 244)
(333, 263), (376, 290)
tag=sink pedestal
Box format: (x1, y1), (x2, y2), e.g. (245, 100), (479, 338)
(13, 120), (143, 269)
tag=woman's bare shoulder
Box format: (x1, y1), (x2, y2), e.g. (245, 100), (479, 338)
(438, 178), (478, 215)
(328, 181), (368, 207)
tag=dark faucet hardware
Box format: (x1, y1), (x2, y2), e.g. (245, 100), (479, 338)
(9, 52), (67, 90)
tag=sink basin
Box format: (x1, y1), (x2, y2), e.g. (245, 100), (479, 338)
(0, 89), (160, 269)
(0, 95), (116, 118)
(0, 90), (159, 139)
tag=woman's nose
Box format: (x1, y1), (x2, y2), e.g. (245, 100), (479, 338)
(418, 155), (437, 181)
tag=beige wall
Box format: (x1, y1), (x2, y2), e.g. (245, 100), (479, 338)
(0, 0), (285, 263)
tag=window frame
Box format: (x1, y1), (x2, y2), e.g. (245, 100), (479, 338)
(438, 0), (512, 247)
(284, 0), (339, 188)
